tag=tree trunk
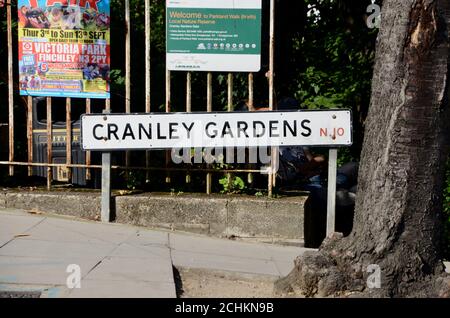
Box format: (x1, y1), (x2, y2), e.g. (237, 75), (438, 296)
(276, 0), (450, 297)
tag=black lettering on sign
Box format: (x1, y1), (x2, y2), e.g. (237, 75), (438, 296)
(122, 124), (136, 140)
(157, 123), (167, 140)
(253, 121), (265, 138)
(205, 122), (217, 138)
(182, 122), (195, 138)
(301, 120), (312, 137)
(169, 123), (179, 139)
(237, 121), (249, 138)
(108, 124), (119, 140)
(139, 123), (152, 139)
(222, 121), (234, 138)
(269, 121), (279, 138)
(93, 124), (104, 140)
(283, 120), (297, 137)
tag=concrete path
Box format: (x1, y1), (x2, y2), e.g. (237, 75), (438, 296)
(0, 208), (311, 298)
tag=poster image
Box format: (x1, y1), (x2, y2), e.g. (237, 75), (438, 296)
(18, 0), (111, 99)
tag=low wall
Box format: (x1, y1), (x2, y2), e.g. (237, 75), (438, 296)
(1, 190), (307, 244)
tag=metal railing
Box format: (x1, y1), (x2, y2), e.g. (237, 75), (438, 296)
(1, 0), (278, 195)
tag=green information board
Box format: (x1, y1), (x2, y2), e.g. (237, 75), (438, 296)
(166, 0), (262, 72)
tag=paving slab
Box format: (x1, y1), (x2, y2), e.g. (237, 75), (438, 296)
(15, 218), (111, 245)
(109, 243), (170, 260)
(265, 244), (306, 262)
(169, 232), (274, 261)
(84, 255), (174, 284)
(171, 250), (280, 276)
(0, 208), (34, 216)
(124, 230), (169, 247)
(39, 217), (138, 245)
(0, 235), (13, 249)
(0, 256), (99, 286)
(67, 280), (176, 298)
(0, 213), (45, 242)
(0, 210), (175, 298)
(0, 238), (117, 260)
(169, 230), (311, 278)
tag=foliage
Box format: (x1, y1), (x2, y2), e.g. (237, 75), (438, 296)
(289, 0), (379, 161)
(120, 170), (144, 190)
(293, 1), (377, 102)
(109, 69), (125, 89)
(219, 175), (247, 194)
(337, 147), (358, 168)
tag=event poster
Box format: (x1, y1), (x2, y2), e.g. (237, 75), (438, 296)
(18, 0), (110, 99)
(166, 0), (262, 72)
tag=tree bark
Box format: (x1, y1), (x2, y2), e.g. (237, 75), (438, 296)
(276, 0), (450, 298)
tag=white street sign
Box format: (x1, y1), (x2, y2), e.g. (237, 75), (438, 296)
(81, 110), (352, 151)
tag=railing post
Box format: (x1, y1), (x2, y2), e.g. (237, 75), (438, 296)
(27, 96), (33, 176)
(125, 0), (131, 174)
(186, 72), (192, 184)
(46, 97), (52, 190)
(66, 98), (72, 182)
(85, 99), (92, 180)
(145, 0), (151, 183)
(327, 148), (338, 236)
(206, 72), (213, 195)
(165, 69), (171, 184)
(7, 0), (14, 176)
(268, 0), (275, 197)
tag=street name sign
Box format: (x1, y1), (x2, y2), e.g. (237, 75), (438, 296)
(81, 110), (352, 151)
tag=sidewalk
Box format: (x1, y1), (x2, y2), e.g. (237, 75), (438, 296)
(0, 208), (311, 298)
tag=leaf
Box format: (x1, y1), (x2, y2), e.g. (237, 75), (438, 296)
(26, 210), (44, 215)
(312, 84), (320, 95)
(14, 234), (31, 238)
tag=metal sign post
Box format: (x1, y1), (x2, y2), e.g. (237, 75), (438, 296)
(101, 152), (111, 223)
(101, 110), (111, 223)
(327, 148), (338, 237)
